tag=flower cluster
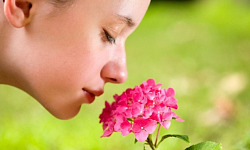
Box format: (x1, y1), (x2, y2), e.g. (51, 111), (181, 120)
(99, 79), (183, 142)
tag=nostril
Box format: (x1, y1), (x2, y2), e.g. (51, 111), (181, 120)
(110, 78), (117, 82)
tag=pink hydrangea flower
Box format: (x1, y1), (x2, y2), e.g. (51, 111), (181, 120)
(99, 79), (183, 142)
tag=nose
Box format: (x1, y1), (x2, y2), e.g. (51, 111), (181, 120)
(100, 51), (128, 84)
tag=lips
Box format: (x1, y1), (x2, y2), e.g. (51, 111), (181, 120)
(82, 88), (104, 103)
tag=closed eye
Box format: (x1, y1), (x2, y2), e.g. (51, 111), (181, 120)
(103, 29), (116, 44)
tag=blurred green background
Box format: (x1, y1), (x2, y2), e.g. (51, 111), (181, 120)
(0, 0), (249, 149)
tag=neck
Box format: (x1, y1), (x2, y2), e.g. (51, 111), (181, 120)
(0, 3), (15, 85)
(0, 3), (6, 84)
(0, 1), (6, 48)
(0, 2), (30, 93)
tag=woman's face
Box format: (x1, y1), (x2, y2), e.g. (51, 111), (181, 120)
(12, 0), (150, 119)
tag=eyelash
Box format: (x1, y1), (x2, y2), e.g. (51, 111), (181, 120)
(103, 29), (116, 44)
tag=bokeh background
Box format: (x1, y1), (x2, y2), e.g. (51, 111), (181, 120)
(0, 0), (249, 149)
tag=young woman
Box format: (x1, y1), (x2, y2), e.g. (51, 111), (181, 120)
(0, 0), (150, 119)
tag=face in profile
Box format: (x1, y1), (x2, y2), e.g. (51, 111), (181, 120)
(1, 0), (151, 119)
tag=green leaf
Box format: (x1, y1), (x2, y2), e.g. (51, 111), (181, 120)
(127, 118), (133, 122)
(134, 138), (138, 144)
(157, 134), (190, 147)
(185, 141), (222, 150)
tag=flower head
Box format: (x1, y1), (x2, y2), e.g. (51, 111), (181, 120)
(99, 79), (183, 141)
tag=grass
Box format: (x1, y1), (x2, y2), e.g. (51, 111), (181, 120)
(0, 0), (249, 149)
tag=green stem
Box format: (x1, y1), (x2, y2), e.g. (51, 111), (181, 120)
(154, 124), (161, 148)
(147, 134), (156, 150)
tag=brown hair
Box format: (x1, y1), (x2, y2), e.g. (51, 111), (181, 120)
(3, 0), (74, 7)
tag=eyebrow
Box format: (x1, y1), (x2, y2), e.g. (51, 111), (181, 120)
(116, 14), (135, 27)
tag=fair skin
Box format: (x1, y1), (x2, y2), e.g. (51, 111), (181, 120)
(0, 0), (150, 119)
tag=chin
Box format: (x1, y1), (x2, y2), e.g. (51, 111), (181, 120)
(47, 105), (82, 120)
(32, 92), (84, 120)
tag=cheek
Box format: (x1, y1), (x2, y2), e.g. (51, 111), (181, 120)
(31, 47), (107, 92)
(26, 17), (106, 92)
(55, 50), (107, 88)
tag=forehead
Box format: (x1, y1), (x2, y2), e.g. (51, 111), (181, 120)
(84, 0), (151, 25)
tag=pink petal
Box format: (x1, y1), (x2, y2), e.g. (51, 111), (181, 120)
(162, 111), (173, 121)
(143, 108), (153, 118)
(153, 104), (165, 113)
(101, 126), (114, 137)
(164, 97), (178, 109)
(124, 108), (132, 118)
(144, 119), (157, 134)
(134, 130), (148, 142)
(155, 83), (162, 89)
(147, 91), (155, 100)
(133, 118), (157, 134)
(121, 120), (132, 136)
(176, 118), (184, 122)
(132, 119), (143, 133)
(162, 120), (171, 129)
(104, 101), (111, 108)
(159, 93), (166, 103)
(147, 79), (156, 86)
(99, 101), (114, 123)
(165, 88), (175, 97)
(114, 122), (122, 132)
(150, 112), (161, 122)
(132, 103), (144, 117)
